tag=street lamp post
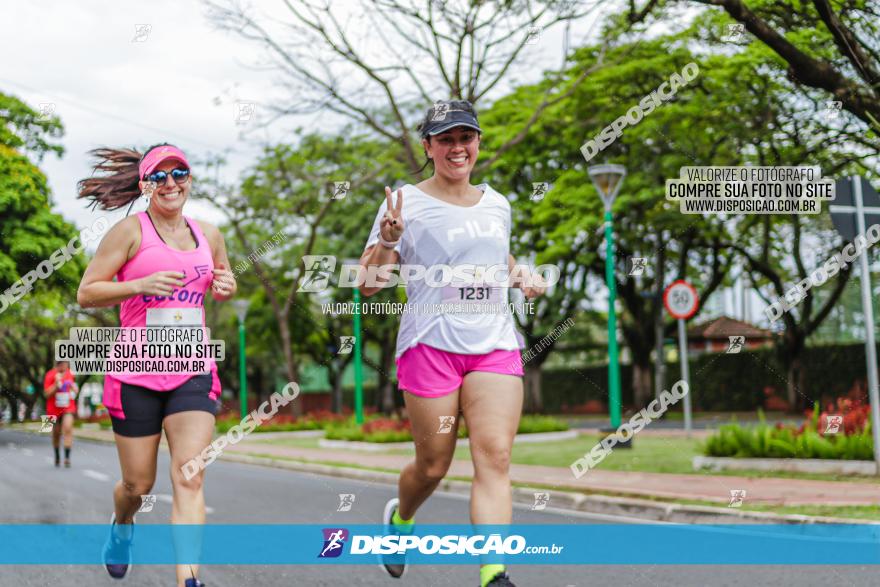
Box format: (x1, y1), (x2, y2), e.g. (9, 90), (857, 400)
(353, 287), (364, 424)
(232, 299), (251, 419)
(588, 164), (627, 432)
(343, 259), (365, 425)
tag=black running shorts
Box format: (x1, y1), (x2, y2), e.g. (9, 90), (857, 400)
(110, 374), (218, 437)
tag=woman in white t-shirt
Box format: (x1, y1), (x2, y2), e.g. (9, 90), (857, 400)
(359, 99), (545, 587)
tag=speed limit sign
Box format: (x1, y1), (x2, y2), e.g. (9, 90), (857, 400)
(664, 280), (698, 437)
(664, 280), (699, 319)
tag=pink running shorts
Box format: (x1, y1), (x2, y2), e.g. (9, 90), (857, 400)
(395, 343), (524, 398)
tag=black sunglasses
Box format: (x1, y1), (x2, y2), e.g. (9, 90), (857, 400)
(145, 168), (190, 184)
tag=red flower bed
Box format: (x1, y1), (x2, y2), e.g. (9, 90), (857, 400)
(798, 396), (871, 436)
(217, 408), (350, 423)
(362, 417), (411, 435)
(561, 400), (606, 414)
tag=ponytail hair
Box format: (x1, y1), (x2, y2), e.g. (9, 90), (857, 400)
(412, 139), (434, 176)
(77, 143), (174, 213)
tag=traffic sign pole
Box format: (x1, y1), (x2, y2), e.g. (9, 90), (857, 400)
(677, 318), (692, 437)
(830, 176), (880, 474)
(853, 176), (880, 473)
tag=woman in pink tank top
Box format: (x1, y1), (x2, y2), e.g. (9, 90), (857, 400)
(76, 144), (236, 587)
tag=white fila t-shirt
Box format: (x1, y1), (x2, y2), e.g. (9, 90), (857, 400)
(365, 183), (524, 358)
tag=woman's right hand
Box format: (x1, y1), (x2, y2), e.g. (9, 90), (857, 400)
(380, 186), (405, 243)
(135, 271), (185, 297)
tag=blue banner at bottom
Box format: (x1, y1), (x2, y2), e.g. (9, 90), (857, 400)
(2, 524), (880, 565)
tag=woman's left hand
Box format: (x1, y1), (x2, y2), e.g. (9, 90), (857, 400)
(520, 270), (546, 299)
(211, 263), (236, 298)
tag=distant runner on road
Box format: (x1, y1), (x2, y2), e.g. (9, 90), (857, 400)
(43, 360), (78, 467)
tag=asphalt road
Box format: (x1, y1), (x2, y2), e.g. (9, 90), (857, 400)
(0, 428), (877, 586)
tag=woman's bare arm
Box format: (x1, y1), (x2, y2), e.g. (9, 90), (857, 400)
(358, 244), (400, 297)
(77, 217), (143, 308)
(195, 220), (236, 301)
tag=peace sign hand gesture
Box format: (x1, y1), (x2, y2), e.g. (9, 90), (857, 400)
(380, 186), (405, 244)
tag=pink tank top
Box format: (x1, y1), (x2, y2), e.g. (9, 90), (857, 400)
(103, 212), (220, 417)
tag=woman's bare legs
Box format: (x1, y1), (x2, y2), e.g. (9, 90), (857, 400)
(164, 411), (215, 587)
(112, 432), (160, 524)
(461, 371), (523, 584)
(397, 390), (461, 519)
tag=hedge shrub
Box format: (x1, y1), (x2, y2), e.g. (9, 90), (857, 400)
(541, 342), (872, 413)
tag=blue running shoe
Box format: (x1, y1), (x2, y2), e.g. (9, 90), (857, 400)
(184, 579), (205, 587)
(380, 498), (408, 578)
(102, 513), (134, 580)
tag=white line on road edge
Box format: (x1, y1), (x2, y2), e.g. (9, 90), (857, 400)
(155, 493), (214, 514)
(82, 469), (110, 482)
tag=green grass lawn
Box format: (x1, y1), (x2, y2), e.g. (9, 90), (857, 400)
(501, 435), (880, 482)
(256, 432), (702, 473)
(502, 435), (700, 473)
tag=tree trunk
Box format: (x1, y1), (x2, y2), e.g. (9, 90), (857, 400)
(787, 355), (806, 412)
(783, 327), (806, 413)
(380, 341), (395, 415)
(523, 364), (543, 413)
(331, 364), (344, 414)
(653, 236), (666, 401)
(381, 379), (395, 415)
(632, 361), (653, 409)
(786, 360), (797, 411)
(278, 318), (302, 417)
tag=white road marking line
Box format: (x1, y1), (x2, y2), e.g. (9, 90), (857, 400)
(82, 469), (110, 482)
(155, 494), (214, 514)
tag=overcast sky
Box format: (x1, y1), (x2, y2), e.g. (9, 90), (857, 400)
(1, 0), (593, 237)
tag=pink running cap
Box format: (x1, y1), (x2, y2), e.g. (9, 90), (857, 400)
(139, 145), (190, 179)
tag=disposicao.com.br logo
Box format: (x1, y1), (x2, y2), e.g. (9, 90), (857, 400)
(318, 528), (349, 558)
(322, 529), (563, 558)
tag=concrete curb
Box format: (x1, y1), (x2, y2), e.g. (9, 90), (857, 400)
(319, 429), (579, 452)
(694, 455), (878, 476)
(9, 426), (874, 525)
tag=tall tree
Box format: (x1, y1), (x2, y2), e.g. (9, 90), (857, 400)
(0, 92), (73, 291)
(206, 0), (608, 172)
(628, 0), (880, 142)
(0, 91), (85, 414)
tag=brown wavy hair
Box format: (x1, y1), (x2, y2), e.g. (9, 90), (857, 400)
(77, 143), (174, 213)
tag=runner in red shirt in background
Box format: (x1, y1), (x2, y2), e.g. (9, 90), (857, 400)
(44, 360), (78, 467)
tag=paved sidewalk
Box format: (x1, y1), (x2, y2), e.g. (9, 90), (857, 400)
(19, 425), (880, 507)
